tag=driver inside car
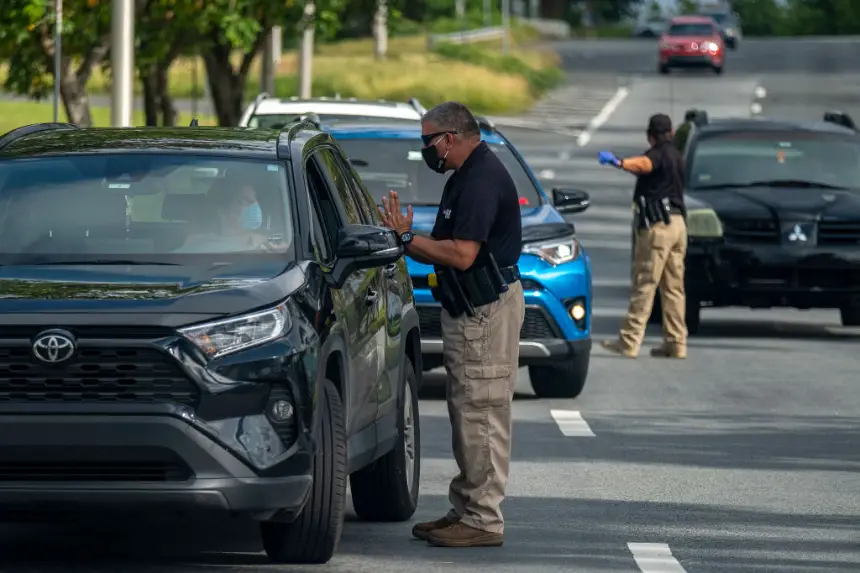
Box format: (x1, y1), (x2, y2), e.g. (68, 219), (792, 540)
(175, 178), (279, 252)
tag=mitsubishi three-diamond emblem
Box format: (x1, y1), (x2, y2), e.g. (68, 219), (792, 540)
(788, 224), (807, 242)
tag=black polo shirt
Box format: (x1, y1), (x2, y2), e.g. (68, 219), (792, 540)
(430, 141), (522, 269)
(633, 140), (686, 212)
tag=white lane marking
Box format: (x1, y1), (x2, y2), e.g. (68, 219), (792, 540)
(628, 543), (688, 573)
(576, 86), (630, 147)
(538, 169), (556, 179)
(750, 102), (762, 115)
(550, 410), (595, 437)
(754, 85), (767, 99)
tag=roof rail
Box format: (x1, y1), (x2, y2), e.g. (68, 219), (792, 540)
(684, 108), (709, 126)
(249, 92), (271, 117)
(0, 122), (80, 151)
(475, 115), (496, 132)
(408, 98), (427, 116)
(189, 117), (199, 127)
(298, 112), (322, 128)
(823, 110), (856, 131)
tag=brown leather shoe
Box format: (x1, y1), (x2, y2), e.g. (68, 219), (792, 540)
(412, 515), (460, 541)
(600, 339), (637, 358)
(650, 344), (686, 359)
(425, 522), (504, 547)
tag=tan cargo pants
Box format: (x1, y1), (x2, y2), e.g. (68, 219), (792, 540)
(619, 214), (688, 354)
(439, 280), (525, 535)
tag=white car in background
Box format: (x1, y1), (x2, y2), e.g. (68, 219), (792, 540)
(238, 94), (425, 128)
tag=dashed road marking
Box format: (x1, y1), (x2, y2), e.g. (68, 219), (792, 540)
(550, 409), (595, 437)
(628, 543), (688, 573)
(576, 86), (630, 147)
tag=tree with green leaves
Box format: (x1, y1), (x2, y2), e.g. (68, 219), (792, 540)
(0, 0), (145, 126)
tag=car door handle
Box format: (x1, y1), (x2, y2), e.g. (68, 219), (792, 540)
(384, 263), (398, 278)
(365, 289), (378, 306)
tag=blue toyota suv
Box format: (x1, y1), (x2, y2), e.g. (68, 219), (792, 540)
(325, 118), (594, 398)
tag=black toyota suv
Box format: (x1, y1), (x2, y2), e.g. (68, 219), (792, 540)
(0, 121), (423, 564)
(642, 109), (860, 333)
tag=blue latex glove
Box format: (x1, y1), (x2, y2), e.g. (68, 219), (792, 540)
(598, 150), (620, 167)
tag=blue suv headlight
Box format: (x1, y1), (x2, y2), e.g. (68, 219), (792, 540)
(522, 236), (580, 266)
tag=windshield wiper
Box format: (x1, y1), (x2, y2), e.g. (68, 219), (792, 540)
(26, 259), (180, 266)
(695, 180), (849, 191)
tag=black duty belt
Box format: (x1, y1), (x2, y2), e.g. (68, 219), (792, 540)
(501, 265), (521, 284)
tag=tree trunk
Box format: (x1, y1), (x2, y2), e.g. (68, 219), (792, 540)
(202, 29), (269, 127)
(141, 69), (160, 126)
(59, 68), (94, 127)
(155, 64), (177, 126)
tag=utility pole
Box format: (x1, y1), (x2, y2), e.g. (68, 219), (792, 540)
(111, 0), (134, 127)
(298, 1), (315, 99)
(374, 0), (388, 60)
(501, 0), (510, 54)
(455, 0), (465, 19)
(53, 0), (62, 122)
(261, 28), (275, 94)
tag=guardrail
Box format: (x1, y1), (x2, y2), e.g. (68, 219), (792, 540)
(427, 26), (505, 48)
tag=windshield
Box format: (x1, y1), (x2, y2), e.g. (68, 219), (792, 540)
(0, 154), (293, 264)
(667, 23), (715, 36)
(333, 139), (542, 207)
(688, 132), (860, 190)
(249, 113), (419, 130)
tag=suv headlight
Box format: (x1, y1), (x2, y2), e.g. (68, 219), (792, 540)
(522, 237), (580, 266)
(179, 304), (291, 359)
(687, 208), (723, 238)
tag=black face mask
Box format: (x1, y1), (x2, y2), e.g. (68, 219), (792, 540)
(421, 142), (449, 174)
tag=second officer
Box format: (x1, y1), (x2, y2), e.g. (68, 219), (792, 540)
(378, 101), (524, 548)
(597, 113), (688, 359)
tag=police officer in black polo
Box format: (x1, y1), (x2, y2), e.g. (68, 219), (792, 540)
(379, 101), (525, 548)
(597, 112), (689, 359)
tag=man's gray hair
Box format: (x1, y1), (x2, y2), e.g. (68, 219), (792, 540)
(422, 101), (480, 138)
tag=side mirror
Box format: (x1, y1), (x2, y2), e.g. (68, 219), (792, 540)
(326, 224), (403, 289)
(552, 188), (590, 215)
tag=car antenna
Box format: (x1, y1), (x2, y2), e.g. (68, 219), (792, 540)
(189, 118), (199, 127)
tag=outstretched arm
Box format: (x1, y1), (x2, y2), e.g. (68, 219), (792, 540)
(618, 155), (653, 175)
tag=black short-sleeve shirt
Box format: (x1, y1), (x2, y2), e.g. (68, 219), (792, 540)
(430, 142), (522, 269)
(633, 140), (686, 210)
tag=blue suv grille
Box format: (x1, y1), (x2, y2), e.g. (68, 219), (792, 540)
(417, 305), (560, 339)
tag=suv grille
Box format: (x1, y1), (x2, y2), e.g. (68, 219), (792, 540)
(0, 461), (191, 482)
(818, 220), (860, 246)
(0, 347), (199, 406)
(417, 305), (560, 339)
(722, 217), (779, 244)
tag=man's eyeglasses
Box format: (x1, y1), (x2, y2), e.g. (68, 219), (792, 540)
(421, 131), (457, 146)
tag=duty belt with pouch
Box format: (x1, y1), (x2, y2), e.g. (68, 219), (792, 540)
(635, 196), (672, 230)
(428, 253), (521, 318)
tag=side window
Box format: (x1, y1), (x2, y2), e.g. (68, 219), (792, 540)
(335, 153), (380, 225)
(304, 154), (339, 263)
(314, 147), (363, 225)
(674, 123), (693, 154)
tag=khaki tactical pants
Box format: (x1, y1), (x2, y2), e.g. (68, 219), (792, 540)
(620, 214), (688, 353)
(440, 280), (525, 534)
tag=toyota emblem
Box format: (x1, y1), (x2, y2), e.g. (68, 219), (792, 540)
(32, 331), (77, 364)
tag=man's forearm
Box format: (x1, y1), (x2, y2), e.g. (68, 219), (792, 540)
(406, 235), (468, 270)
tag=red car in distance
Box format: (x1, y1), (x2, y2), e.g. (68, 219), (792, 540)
(658, 15), (725, 75)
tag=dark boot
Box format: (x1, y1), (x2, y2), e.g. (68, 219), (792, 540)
(425, 522), (503, 548)
(411, 515), (459, 541)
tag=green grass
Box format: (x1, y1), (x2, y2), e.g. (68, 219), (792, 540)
(0, 99), (217, 133)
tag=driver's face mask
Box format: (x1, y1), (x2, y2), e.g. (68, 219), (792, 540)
(241, 201), (263, 230)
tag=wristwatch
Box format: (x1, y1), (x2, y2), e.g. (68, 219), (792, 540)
(399, 231), (414, 246)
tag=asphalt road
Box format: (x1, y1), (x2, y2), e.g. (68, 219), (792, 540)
(3, 38), (860, 572)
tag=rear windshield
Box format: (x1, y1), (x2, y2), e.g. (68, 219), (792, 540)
(0, 154), (293, 264)
(333, 138), (543, 207)
(688, 132), (860, 190)
(668, 23), (716, 36)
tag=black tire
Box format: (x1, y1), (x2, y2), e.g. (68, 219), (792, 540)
(713, 65), (724, 75)
(840, 304), (860, 327)
(529, 352), (590, 399)
(261, 378), (347, 564)
(659, 64), (670, 75)
(350, 356), (421, 522)
(687, 299), (701, 335)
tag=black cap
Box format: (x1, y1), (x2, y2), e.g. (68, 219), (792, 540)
(647, 113), (673, 136)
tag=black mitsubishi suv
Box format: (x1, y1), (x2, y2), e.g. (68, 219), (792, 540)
(0, 121), (423, 564)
